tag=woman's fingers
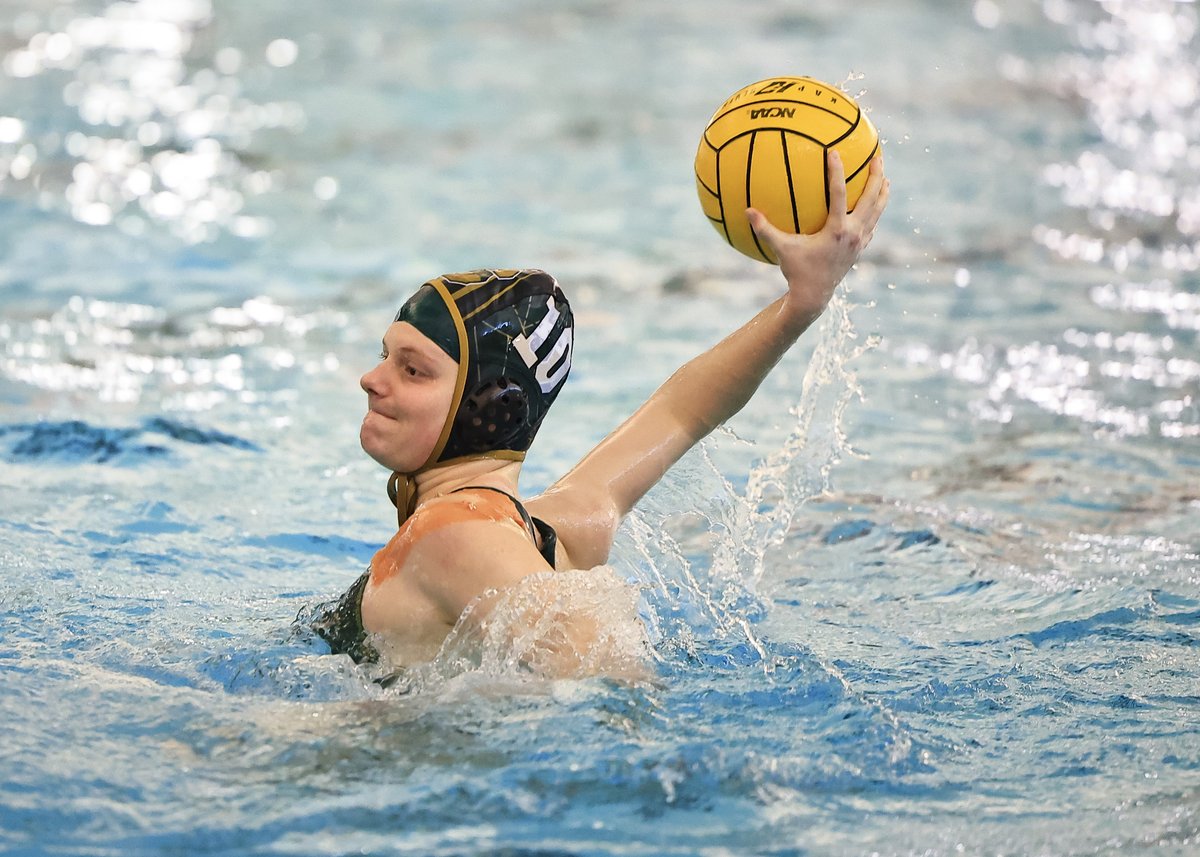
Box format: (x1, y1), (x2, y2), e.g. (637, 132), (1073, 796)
(749, 151), (889, 262)
(857, 156), (889, 223)
(826, 149), (849, 223)
(746, 206), (787, 256)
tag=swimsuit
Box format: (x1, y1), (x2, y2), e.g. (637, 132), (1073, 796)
(308, 487), (558, 664)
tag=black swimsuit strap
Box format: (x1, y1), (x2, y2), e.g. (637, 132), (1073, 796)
(529, 516), (559, 568)
(450, 485), (557, 568)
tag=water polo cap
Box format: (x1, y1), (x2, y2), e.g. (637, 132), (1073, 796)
(387, 269), (573, 522)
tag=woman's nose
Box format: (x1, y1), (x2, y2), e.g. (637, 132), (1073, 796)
(360, 363), (382, 395)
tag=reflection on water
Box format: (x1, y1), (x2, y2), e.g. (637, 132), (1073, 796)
(1037, 0), (1200, 271)
(2, 0), (300, 242)
(894, 0), (1200, 441)
(898, 324), (1198, 437)
(0, 294), (346, 408)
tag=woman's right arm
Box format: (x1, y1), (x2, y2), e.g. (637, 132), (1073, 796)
(530, 152), (889, 568)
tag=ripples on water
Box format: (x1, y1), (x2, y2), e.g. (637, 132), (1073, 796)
(2, 0), (1200, 855)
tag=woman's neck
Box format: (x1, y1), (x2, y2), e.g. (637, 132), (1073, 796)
(413, 457), (522, 504)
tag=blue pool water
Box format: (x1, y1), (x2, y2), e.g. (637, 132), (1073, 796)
(2, 0), (1199, 854)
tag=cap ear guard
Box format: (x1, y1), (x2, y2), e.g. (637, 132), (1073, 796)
(453, 376), (531, 453)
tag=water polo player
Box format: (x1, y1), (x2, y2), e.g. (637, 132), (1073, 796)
(311, 151), (889, 672)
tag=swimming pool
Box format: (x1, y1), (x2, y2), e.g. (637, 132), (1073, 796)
(2, 0), (1198, 854)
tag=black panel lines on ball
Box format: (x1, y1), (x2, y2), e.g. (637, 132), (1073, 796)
(745, 131), (770, 263)
(845, 139), (881, 182)
(779, 130), (800, 235)
(695, 170), (717, 198)
(822, 145), (831, 219)
(718, 128), (825, 150)
(827, 105), (863, 148)
(715, 141), (731, 245)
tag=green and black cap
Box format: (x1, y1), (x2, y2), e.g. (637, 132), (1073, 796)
(387, 269), (573, 520)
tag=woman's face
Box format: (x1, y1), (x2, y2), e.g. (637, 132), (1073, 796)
(359, 321), (459, 473)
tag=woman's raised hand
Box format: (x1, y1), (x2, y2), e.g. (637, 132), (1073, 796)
(746, 150), (889, 327)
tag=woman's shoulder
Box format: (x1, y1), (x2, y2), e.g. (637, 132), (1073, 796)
(374, 488), (527, 566)
(394, 492), (560, 620)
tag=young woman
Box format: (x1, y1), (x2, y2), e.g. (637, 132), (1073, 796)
(312, 152), (889, 671)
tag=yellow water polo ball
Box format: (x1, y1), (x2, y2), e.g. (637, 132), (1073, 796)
(695, 76), (880, 264)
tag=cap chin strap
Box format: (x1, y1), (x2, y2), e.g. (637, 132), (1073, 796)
(387, 471), (418, 528)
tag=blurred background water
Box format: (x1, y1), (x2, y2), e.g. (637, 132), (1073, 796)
(1, 0), (1199, 855)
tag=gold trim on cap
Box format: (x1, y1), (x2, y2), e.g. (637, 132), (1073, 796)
(421, 276), (471, 469)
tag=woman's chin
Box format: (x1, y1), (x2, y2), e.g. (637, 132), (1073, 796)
(359, 421), (393, 467)
(360, 443), (387, 468)
(360, 424), (424, 473)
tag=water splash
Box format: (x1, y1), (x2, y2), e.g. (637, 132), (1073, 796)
(390, 568), (653, 695)
(744, 292), (878, 560)
(612, 290), (876, 666)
